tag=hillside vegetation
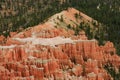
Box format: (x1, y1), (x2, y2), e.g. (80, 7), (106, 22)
(0, 0), (120, 54)
(0, 0), (120, 79)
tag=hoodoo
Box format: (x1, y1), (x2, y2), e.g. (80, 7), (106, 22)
(0, 8), (119, 80)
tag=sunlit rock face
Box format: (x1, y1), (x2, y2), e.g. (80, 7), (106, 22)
(0, 8), (119, 80)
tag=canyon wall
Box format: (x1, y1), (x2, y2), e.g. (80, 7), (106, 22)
(0, 30), (119, 80)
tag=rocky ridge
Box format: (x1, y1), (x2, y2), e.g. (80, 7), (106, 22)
(0, 8), (120, 80)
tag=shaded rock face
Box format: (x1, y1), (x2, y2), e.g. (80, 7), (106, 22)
(0, 8), (119, 80)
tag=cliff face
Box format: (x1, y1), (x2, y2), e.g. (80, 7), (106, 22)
(0, 8), (120, 80)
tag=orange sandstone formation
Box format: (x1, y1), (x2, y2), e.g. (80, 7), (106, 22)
(0, 8), (119, 80)
(0, 34), (119, 80)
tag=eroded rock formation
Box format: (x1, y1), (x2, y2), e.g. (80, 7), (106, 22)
(0, 8), (119, 80)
